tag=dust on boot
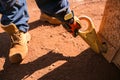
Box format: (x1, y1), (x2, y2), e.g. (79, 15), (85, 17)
(1, 23), (31, 64)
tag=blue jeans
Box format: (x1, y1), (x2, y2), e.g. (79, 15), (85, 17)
(35, 0), (71, 22)
(0, 0), (29, 32)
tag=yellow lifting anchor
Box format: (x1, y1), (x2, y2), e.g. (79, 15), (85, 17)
(78, 15), (107, 53)
(63, 12), (107, 53)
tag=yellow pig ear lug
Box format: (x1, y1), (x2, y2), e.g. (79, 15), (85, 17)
(78, 15), (108, 53)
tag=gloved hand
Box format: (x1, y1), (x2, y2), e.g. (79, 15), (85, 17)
(62, 11), (81, 37)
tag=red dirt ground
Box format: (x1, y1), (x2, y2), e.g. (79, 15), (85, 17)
(0, 0), (120, 80)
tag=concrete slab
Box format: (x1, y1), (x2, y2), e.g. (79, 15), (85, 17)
(99, 0), (120, 66)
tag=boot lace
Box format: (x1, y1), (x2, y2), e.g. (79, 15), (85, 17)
(10, 31), (24, 46)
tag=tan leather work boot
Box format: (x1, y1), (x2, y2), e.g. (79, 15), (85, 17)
(40, 12), (61, 25)
(1, 23), (31, 63)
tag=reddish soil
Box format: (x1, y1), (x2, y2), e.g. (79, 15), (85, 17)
(0, 0), (120, 80)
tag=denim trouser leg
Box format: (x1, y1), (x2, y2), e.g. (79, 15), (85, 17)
(0, 0), (29, 33)
(35, 0), (71, 22)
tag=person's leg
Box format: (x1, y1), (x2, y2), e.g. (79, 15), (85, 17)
(0, 0), (30, 63)
(0, 2), (4, 14)
(0, 0), (29, 32)
(35, 0), (81, 36)
(35, 0), (71, 22)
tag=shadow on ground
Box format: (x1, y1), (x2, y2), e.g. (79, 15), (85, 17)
(0, 32), (10, 58)
(38, 49), (120, 80)
(29, 19), (61, 30)
(0, 48), (120, 80)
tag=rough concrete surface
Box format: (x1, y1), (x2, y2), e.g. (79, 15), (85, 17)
(99, 0), (120, 65)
